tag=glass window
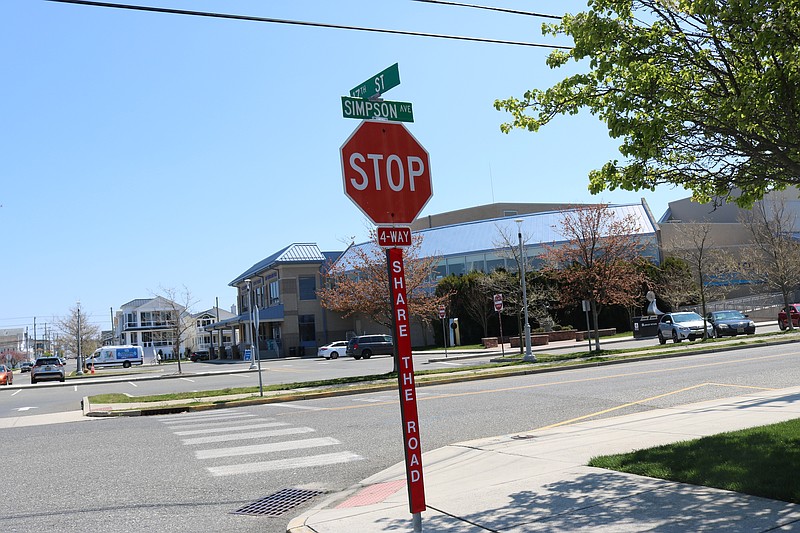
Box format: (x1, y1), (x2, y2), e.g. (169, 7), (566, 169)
(446, 257), (465, 276)
(269, 280), (280, 305)
(465, 254), (486, 273)
(485, 253), (505, 272)
(298, 314), (316, 342)
(299, 276), (317, 300)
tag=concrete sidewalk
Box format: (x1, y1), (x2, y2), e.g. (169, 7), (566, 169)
(288, 386), (800, 532)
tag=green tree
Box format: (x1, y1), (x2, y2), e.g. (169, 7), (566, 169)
(495, 0), (800, 208)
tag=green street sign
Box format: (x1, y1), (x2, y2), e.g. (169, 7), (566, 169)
(341, 96), (414, 123)
(349, 63), (400, 99)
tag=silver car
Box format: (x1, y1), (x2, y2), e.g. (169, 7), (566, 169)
(31, 357), (66, 384)
(657, 312), (713, 344)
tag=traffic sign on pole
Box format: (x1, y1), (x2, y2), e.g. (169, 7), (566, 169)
(340, 120), (432, 225)
(341, 96), (414, 123)
(493, 294), (504, 312)
(349, 63), (401, 100)
(377, 226), (412, 247)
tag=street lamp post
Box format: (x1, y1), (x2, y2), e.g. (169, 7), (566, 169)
(515, 220), (536, 362)
(245, 279), (264, 396)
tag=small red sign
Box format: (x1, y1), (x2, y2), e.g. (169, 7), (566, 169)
(387, 247), (426, 514)
(377, 226), (412, 248)
(438, 305), (446, 319)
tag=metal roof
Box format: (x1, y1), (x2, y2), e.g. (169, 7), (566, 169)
(229, 243), (337, 286)
(338, 203), (658, 263)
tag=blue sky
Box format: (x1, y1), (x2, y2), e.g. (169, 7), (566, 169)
(2, 0), (687, 333)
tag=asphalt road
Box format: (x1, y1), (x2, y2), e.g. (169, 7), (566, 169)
(3, 339), (800, 532)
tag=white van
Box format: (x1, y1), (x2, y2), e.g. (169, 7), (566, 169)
(86, 345), (144, 369)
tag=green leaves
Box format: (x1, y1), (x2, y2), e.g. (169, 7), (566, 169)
(497, 0), (800, 207)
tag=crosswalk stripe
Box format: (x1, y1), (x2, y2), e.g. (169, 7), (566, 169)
(207, 451), (363, 476)
(195, 437), (339, 460)
(160, 413), (256, 424)
(165, 416), (262, 430)
(182, 427), (314, 445)
(173, 422), (286, 436)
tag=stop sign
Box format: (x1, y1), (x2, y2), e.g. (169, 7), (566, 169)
(341, 120), (432, 225)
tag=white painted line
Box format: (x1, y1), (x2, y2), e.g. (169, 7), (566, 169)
(196, 437), (339, 460)
(264, 403), (323, 411)
(154, 409), (247, 420)
(182, 427), (314, 446)
(160, 413), (255, 424)
(15, 407), (38, 412)
(436, 361), (462, 366)
(74, 385), (78, 392)
(179, 377), (195, 383)
(11, 390), (21, 396)
(123, 393), (134, 398)
(173, 421), (285, 436)
(164, 416), (261, 430)
(207, 451), (363, 476)
(128, 382), (138, 387)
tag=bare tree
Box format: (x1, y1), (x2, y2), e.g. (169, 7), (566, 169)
(739, 197), (800, 330)
(57, 302), (100, 371)
(663, 223), (733, 336)
(153, 286), (197, 374)
(657, 256), (700, 312)
(542, 204), (648, 350)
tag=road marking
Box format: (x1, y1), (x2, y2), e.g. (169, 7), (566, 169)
(74, 385), (78, 392)
(179, 377), (196, 383)
(128, 382), (138, 387)
(160, 412), (256, 424)
(15, 407), (38, 412)
(182, 426), (315, 445)
(207, 451), (362, 476)
(173, 421), (286, 436)
(12, 390), (21, 396)
(163, 416), (260, 429)
(196, 436), (339, 460)
(264, 403), (323, 411)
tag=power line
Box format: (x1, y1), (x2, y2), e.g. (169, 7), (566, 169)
(411, 0), (562, 20)
(46, 0), (572, 50)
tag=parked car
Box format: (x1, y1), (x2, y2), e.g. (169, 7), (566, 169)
(705, 310), (756, 338)
(346, 334), (394, 360)
(317, 341), (349, 360)
(0, 364), (12, 386)
(657, 312), (713, 344)
(20, 361), (33, 373)
(189, 351), (210, 362)
(778, 304), (800, 330)
(30, 356), (66, 384)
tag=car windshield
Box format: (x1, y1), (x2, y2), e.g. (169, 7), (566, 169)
(37, 359), (60, 366)
(673, 312), (702, 323)
(714, 311), (745, 320)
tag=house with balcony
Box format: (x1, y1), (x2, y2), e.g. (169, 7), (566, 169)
(206, 243), (348, 359)
(115, 297), (185, 359)
(190, 307), (236, 356)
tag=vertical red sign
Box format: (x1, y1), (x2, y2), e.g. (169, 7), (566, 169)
(387, 247), (426, 514)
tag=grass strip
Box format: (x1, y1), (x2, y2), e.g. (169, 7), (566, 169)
(588, 418), (800, 504)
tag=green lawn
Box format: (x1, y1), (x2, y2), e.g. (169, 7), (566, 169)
(589, 418), (800, 504)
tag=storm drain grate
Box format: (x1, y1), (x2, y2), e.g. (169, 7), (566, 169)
(232, 488), (324, 517)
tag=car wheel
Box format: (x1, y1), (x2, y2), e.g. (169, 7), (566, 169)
(353, 354), (362, 360)
(657, 331), (666, 345)
(672, 330), (681, 343)
(31, 378), (36, 384)
(779, 320), (787, 330)
(60, 376), (65, 382)
(330, 352), (339, 360)
(362, 350), (372, 359)
(715, 328), (723, 339)
(123, 361), (131, 368)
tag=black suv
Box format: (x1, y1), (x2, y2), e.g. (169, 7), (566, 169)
(346, 334), (394, 360)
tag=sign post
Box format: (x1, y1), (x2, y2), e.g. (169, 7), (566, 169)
(494, 294), (504, 356)
(340, 84), (431, 528)
(438, 304), (447, 358)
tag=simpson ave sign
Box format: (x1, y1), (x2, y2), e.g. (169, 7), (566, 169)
(341, 96), (414, 123)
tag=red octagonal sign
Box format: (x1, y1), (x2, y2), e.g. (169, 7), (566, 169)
(341, 120), (432, 225)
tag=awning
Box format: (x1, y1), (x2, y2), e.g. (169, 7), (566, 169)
(204, 304), (285, 330)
